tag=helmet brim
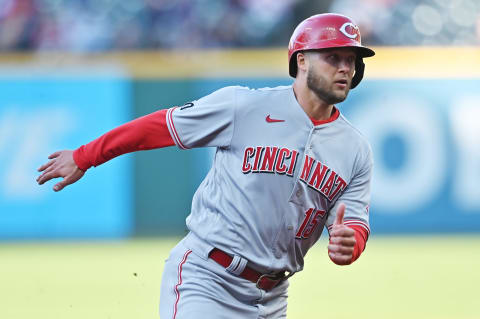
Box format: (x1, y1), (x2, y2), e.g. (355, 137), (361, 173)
(307, 43), (376, 58)
(354, 46), (375, 58)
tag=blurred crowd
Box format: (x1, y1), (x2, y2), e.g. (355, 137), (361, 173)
(0, 0), (479, 52)
(331, 0), (480, 46)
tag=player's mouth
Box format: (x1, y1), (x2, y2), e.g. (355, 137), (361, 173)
(334, 79), (348, 89)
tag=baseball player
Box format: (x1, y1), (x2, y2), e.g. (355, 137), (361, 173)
(37, 13), (374, 319)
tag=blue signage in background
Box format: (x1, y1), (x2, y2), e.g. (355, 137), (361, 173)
(343, 79), (480, 234)
(194, 78), (480, 234)
(0, 70), (133, 239)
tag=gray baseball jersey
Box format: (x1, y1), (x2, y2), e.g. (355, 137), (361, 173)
(166, 85), (372, 274)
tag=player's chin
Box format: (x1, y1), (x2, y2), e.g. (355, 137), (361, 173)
(331, 90), (348, 103)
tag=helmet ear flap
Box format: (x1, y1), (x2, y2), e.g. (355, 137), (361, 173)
(289, 52), (299, 77)
(351, 57), (365, 89)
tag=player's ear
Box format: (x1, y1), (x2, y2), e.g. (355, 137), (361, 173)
(296, 52), (308, 74)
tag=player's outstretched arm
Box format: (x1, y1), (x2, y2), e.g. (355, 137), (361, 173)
(327, 203), (357, 265)
(36, 150), (85, 192)
(36, 109), (174, 192)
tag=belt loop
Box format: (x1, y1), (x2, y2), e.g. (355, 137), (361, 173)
(225, 255), (248, 276)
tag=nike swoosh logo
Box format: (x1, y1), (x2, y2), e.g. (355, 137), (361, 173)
(266, 115), (285, 123)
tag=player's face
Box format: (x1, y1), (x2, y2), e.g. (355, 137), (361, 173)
(305, 48), (357, 105)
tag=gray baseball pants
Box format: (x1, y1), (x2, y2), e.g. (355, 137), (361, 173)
(159, 235), (289, 319)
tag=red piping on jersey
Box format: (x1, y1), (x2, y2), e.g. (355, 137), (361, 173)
(343, 219), (371, 236)
(328, 218), (370, 236)
(72, 109), (175, 171)
(310, 107), (340, 126)
(167, 107), (188, 150)
(173, 249), (192, 319)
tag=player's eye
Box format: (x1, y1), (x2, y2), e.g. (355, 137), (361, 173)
(327, 54), (338, 62)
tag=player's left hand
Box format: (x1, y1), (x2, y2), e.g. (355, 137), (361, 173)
(328, 203), (356, 265)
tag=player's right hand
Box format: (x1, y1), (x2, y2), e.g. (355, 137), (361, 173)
(327, 203), (356, 265)
(36, 150), (85, 192)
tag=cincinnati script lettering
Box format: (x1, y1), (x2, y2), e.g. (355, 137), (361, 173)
(299, 154), (347, 201)
(242, 147), (347, 202)
(242, 146), (298, 176)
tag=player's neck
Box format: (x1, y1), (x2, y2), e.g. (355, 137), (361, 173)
(292, 81), (334, 122)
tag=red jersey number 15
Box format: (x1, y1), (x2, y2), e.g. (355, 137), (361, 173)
(296, 208), (326, 239)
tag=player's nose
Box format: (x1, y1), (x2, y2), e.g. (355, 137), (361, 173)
(338, 59), (353, 73)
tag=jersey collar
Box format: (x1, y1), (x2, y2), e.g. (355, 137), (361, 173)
(289, 85), (341, 128)
(309, 107), (340, 126)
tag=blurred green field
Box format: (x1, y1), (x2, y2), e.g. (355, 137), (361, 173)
(1, 235), (479, 319)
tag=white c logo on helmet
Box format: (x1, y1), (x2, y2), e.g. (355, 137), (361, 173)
(340, 22), (359, 39)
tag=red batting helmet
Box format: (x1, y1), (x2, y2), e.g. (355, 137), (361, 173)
(288, 13), (375, 88)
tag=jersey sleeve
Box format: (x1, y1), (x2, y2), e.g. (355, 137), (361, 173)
(166, 86), (237, 149)
(326, 147), (373, 238)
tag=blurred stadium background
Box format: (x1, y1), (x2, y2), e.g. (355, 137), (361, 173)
(1, 0), (479, 318)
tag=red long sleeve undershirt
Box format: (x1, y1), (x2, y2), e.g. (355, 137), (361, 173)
(347, 224), (368, 263)
(73, 108), (367, 263)
(73, 109), (174, 171)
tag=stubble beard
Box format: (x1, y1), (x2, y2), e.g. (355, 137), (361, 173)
(306, 68), (349, 105)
